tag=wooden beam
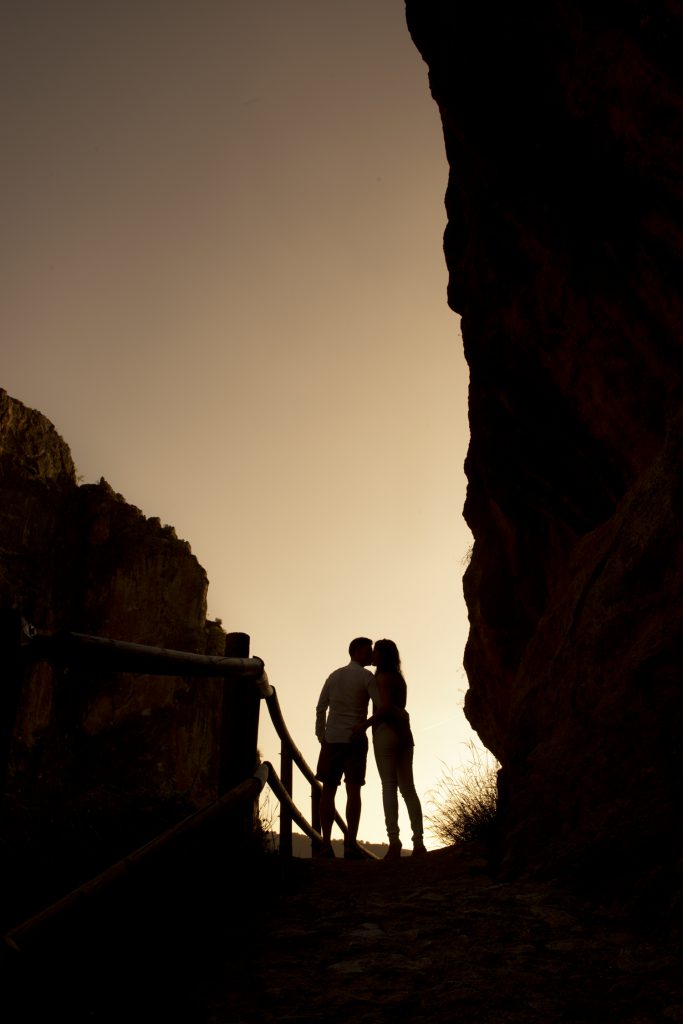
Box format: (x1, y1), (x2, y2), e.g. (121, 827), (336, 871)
(24, 629), (265, 679)
(279, 744), (293, 857)
(4, 765), (269, 954)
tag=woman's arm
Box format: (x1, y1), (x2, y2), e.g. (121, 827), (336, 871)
(352, 672), (409, 739)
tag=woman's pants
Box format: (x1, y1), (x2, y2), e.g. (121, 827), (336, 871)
(372, 724), (423, 845)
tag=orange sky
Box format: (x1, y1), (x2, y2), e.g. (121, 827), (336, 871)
(2, 1), (476, 848)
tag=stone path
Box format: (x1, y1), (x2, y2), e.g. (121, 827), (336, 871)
(204, 846), (683, 1024)
(5, 842), (683, 1023)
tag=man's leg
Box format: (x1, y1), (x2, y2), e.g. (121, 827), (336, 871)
(319, 781), (338, 846)
(345, 782), (362, 846)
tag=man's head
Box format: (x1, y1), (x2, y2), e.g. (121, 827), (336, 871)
(349, 636), (373, 666)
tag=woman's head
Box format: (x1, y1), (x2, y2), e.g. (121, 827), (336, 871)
(372, 638), (401, 673)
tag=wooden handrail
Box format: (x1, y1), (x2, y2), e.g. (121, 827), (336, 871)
(2, 613), (377, 925)
(265, 687), (347, 837)
(23, 629), (266, 679)
(3, 616), (268, 800)
(263, 688), (377, 860)
(265, 689), (319, 789)
(264, 762), (323, 845)
(3, 765), (269, 955)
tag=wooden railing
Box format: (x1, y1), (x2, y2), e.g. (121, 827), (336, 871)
(0, 610), (265, 796)
(1, 611), (377, 952)
(262, 685), (367, 856)
(4, 763), (270, 954)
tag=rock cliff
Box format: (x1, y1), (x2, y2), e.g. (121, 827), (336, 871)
(407, 2), (683, 881)
(1, 389), (225, 812)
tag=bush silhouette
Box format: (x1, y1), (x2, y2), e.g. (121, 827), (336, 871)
(427, 743), (499, 846)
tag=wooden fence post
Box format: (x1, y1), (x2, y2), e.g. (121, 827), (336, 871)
(218, 632), (262, 844)
(0, 609), (24, 793)
(218, 632), (260, 795)
(279, 744), (293, 857)
(311, 783), (321, 853)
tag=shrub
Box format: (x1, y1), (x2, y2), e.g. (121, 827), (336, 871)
(426, 743), (499, 847)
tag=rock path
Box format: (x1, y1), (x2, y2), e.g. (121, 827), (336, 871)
(5, 843), (683, 1023)
(205, 846), (683, 1024)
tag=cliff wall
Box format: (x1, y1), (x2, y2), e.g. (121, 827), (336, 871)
(1, 389), (225, 810)
(407, 2), (683, 881)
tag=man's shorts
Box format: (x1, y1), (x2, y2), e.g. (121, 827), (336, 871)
(315, 736), (368, 787)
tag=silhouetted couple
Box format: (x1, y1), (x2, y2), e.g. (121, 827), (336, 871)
(314, 636), (425, 860)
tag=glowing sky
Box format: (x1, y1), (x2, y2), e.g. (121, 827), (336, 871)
(2, 1), (475, 848)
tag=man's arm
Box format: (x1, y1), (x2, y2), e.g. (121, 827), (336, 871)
(353, 672), (407, 737)
(315, 678), (330, 742)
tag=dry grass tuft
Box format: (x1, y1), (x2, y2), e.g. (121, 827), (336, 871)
(426, 743), (499, 847)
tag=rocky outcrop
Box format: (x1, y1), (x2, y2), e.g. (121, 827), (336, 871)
(0, 390), (78, 630)
(407, 3), (683, 879)
(0, 390), (76, 484)
(1, 389), (225, 809)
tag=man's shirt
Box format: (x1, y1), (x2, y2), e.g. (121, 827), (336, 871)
(315, 660), (373, 743)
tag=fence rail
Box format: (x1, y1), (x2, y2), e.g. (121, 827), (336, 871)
(4, 764), (271, 954)
(25, 629), (266, 679)
(264, 687), (368, 854)
(1, 611), (377, 951)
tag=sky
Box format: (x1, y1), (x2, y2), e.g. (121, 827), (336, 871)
(2, 0), (477, 848)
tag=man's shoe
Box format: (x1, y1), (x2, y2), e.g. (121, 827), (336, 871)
(383, 841), (402, 861)
(411, 842), (427, 857)
(313, 842), (335, 859)
(343, 843), (366, 861)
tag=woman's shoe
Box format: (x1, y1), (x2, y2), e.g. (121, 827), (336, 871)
(383, 841), (402, 861)
(411, 841), (427, 857)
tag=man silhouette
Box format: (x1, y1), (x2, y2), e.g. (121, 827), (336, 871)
(314, 637), (373, 859)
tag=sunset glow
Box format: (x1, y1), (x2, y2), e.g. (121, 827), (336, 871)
(2, 0), (475, 847)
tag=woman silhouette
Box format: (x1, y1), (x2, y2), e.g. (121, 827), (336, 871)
(363, 639), (425, 859)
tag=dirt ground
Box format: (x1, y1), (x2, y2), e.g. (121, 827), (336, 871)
(4, 842), (683, 1023)
(202, 845), (683, 1024)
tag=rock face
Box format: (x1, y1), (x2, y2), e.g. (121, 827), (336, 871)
(407, 3), (683, 878)
(1, 389), (225, 810)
